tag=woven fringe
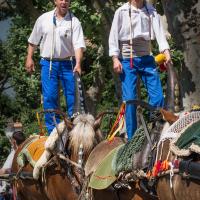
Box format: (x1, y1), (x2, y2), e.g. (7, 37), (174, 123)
(189, 143), (200, 154)
(170, 121), (200, 156)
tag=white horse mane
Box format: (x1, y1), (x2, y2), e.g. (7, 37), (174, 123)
(69, 114), (96, 156)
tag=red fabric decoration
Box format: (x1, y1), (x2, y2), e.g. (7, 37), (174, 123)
(159, 64), (167, 72)
(152, 160), (162, 177)
(130, 57), (133, 68)
(173, 159), (179, 169)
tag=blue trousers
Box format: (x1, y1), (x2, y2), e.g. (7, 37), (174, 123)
(0, 195), (4, 200)
(120, 55), (164, 140)
(40, 58), (75, 134)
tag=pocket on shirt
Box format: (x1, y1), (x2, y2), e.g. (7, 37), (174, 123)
(59, 27), (71, 39)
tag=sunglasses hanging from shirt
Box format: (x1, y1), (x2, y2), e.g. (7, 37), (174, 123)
(49, 11), (73, 79)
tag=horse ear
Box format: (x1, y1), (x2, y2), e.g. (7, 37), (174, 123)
(93, 113), (104, 131)
(93, 111), (117, 131)
(63, 118), (73, 131)
(160, 108), (179, 124)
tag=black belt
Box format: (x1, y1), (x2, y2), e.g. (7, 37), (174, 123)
(42, 57), (75, 61)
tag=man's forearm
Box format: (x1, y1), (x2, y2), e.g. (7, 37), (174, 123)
(74, 48), (83, 65)
(27, 43), (37, 59)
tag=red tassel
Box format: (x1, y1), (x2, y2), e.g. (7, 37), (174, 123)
(161, 160), (169, 171)
(152, 160), (162, 177)
(159, 64), (167, 72)
(130, 57), (133, 68)
(156, 160), (162, 173)
(146, 170), (152, 179)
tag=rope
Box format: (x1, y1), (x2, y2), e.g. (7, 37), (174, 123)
(14, 166), (23, 180)
(113, 126), (147, 174)
(158, 141), (164, 161)
(129, 4), (133, 68)
(58, 153), (82, 169)
(36, 112), (46, 136)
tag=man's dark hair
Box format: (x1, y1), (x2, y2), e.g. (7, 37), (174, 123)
(12, 131), (25, 146)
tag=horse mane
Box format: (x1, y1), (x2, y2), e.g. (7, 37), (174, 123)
(69, 114), (97, 156)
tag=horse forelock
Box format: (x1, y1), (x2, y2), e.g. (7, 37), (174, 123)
(73, 114), (95, 126)
(69, 114), (96, 156)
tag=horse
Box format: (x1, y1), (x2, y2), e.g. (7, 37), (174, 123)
(11, 109), (109, 200)
(145, 61), (200, 200)
(11, 71), (108, 200)
(78, 63), (179, 200)
(79, 107), (177, 200)
(156, 111), (200, 200)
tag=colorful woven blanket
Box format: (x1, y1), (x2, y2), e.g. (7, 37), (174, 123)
(17, 136), (47, 167)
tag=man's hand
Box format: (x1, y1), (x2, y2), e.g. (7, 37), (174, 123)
(25, 57), (35, 73)
(73, 64), (81, 75)
(113, 56), (122, 73)
(25, 43), (37, 73)
(163, 49), (173, 67)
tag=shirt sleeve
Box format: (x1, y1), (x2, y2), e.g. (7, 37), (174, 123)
(2, 149), (15, 171)
(28, 16), (43, 45)
(152, 12), (170, 52)
(109, 9), (121, 57)
(72, 18), (86, 51)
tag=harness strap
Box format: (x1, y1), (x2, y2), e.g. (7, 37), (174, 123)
(126, 99), (158, 111)
(138, 107), (153, 148)
(58, 153), (82, 169)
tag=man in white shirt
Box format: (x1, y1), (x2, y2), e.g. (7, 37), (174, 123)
(109, 0), (172, 140)
(25, 0), (86, 134)
(0, 131), (25, 200)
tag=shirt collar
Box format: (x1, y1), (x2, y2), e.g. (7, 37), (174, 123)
(54, 8), (70, 20)
(123, 2), (151, 12)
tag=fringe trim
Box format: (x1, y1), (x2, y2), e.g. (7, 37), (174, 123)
(169, 122), (195, 156)
(189, 143), (200, 154)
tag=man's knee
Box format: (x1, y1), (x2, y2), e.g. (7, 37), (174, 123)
(43, 95), (58, 108)
(152, 94), (164, 107)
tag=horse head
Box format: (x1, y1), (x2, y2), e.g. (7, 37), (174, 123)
(67, 113), (103, 166)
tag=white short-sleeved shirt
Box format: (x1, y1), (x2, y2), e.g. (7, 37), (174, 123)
(2, 149), (15, 170)
(0, 149), (15, 194)
(28, 9), (86, 58)
(109, 2), (170, 57)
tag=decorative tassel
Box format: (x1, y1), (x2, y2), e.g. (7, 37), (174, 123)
(130, 57), (133, 68)
(152, 160), (162, 177)
(154, 53), (167, 72)
(159, 63), (167, 72)
(107, 103), (125, 141)
(161, 160), (169, 171)
(146, 170), (152, 179)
